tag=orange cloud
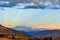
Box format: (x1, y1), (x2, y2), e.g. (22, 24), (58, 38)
(31, 24), (60, 30)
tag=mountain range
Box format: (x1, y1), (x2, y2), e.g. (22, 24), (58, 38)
(13, 25), (54, 31)
(0, 24), (60, 37)
(13, 25), (60, 37)
(23, 30), (60, 37)
(13, 26), (32, 31)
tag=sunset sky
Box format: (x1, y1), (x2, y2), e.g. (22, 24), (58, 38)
(0, 8), (60, 29)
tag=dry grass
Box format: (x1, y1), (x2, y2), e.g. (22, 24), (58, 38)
(0, 36), (60, 40)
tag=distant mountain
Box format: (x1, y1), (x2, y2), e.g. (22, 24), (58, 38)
(0, 24), (24, 36)
(23, 30), (60, 37)
(13, 25), (54, 31)
(13, 25), (60, 37)
(13, 26), (32, 31)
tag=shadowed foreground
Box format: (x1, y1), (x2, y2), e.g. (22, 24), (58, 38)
(0, 36), (60, 40)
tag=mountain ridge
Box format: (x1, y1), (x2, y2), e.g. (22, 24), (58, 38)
(0, 24), (25, 36)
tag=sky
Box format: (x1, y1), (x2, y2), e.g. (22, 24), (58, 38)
(0, 0), (60, 29)
(0, 8), (60, 29)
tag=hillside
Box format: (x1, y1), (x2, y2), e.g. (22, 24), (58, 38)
(0, 24), (25, 36)
(23, 30), (60, 37)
